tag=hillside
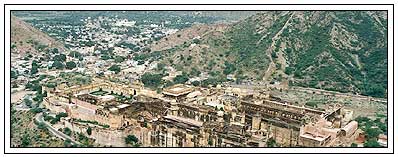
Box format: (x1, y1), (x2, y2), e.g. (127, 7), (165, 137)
(11, 15), (65, 55)
(148, 11), (387, 98)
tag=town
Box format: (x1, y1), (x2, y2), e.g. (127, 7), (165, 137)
(10, 11), (388, 148)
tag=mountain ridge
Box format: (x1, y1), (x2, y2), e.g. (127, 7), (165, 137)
(11, 15), (65, 55)
(148, 11), (387, 98)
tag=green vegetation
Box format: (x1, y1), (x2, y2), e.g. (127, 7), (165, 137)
(23, 97), (33, 108)
(173, 73), (189, 84)
(65, 61), (77, 70)
(364, 139), (381, 147)
(58, 72), (92, 85)
(29, 107), (43, 113)
(355, 114), (387, 147)
(62, 127), (72, 136)
(116, 42), (137, 50)
(133, 51), (162, 62)
(44, 112), (68, 124)
(52, 61), (65, 70)
(12, 108), (64, 147)
(110, 92), (131, 102)
(86, 127), (92, 136)
(35, 121), (47, 131)
(266, 138), (277, 147)
(125, 135), (140, 147)
(68, 51), (82, 58)
(73, 118), (110, 128)
(21, 134), (31, 147)
(284, 12), (387, 98)
(64, 139), (73, 147)
(140, 72), (163, 88)
(193, 38), (200, 44)
(305, 101), (318, 108)
(53, 54), (66, 62)
(11, 70), (18, 79)
(189, 67), (201, 77)
(114, 55), (125, 63)
(45, 82), (57, 88)
(90, 90), (109, 96)
(76, 132), (94, 147)
(201, 77), (226, 87)
(192, 80), (200, 86)
(223, 61), (236, 75)
(108, 65), (121, 74)
(31, 60), (39, 75)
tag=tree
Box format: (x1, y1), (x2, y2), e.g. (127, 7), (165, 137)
(266, 138), (277, 147)
(108, 65), (121, 74)
(31, 61), (39, 75)
(114, 55), (125, 63)
(30, 107), (42, 114)
(68, 51), (82, 58)
(363, 84), (386, 98)
(33, 93), (43, 102)
(63, 127), (72, 136)
(305, 101), (318, 108)
(355, 116), (371, 123)
(23, 97), (32, 107)
(36, 122), (47, 130)
(141, 72), (163, 88)
(193, 38), (200, 44)
(46, 82), (56, 88)
(223, 61), (236, 75)
(101, 54), (112, 60)
(44, 115), (53, 121)
(11, 70), (18, 79)
(54, 54), (66, 62)
(86, 127), (92, 136)
(64, 139), (72, 147)
(52, 48), (59, 54)
(365, 127), (381, 139)
(192, 81), (200, 86)
(156, 63), (166, 72)
(173, 73), (189, 84)
(137, 60), (145, 65)
(57, 112), (68, 118)
(21, 134), (30, 147)
(351, 143), (358, 147)
(52, 61), (64, 70)
(65, 61), (77, 70)
(125, 135), (139, 147)
(190, 67), (201, 77)
(364, 139), (381, 147)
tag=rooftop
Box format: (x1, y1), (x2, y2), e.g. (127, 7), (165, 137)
(117, 104), (130, 109)
(72, 98), (99, 111)
(163, 115), (203, 127)
(300, 132), (330, 142)
(163, 84), (193, 97)
(99, 95), (115, 101)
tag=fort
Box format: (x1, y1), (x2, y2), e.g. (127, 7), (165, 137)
(43, 80), (360, 147)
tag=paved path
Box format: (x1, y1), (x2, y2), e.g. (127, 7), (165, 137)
(35, 113), (81, 145)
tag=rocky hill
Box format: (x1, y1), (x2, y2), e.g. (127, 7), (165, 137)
(149, 11), (387, 98)
(11, 15), (65, 55)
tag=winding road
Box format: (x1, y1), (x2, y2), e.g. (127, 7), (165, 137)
(35, 113), (81, 145)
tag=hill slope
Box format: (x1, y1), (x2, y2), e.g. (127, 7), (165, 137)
(148, 11), (387, 98)
(11, 15), (65, 55)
